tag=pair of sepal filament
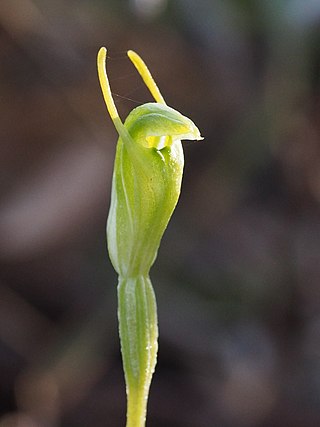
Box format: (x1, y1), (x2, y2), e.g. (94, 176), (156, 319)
(97, 47), (166, 139)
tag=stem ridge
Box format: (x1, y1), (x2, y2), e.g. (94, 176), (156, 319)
(118, 275), (158, 427)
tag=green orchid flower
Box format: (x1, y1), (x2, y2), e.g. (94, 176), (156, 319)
(97, 47), (202, 427)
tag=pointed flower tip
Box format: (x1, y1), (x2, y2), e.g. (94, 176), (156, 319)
(180, 114), (203, 142)
(193, 126), (204, 141)
(186, 129), (204, 142)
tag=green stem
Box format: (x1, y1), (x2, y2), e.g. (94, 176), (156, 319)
(118, 275), (158, 427)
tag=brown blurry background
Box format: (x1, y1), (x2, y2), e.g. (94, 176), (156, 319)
(1, 1), (320, 426)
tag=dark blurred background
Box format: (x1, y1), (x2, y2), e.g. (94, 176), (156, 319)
(1, 1), (320, 426)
